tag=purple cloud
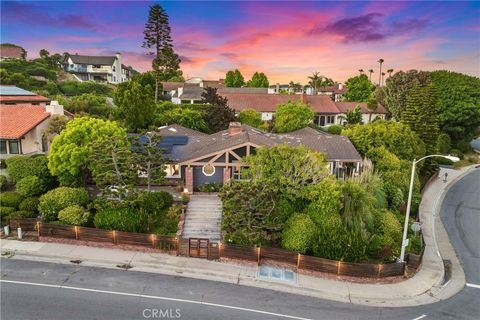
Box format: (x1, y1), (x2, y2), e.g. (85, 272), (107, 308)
(391, 18), (428, 34)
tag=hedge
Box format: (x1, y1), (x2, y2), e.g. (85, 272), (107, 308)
(8, 210), (37, 219)
(94, 208), (146, 233)
(18, 197), (40, 213)
(16, 176), (46, 197)
(5, 155), (53, 184)
(58, 205), (89, 226)
(0, 206), (16, 220)
(38, 187), (89, 222)
(0, 175), (7, 190)
(0, 192), (24, 209)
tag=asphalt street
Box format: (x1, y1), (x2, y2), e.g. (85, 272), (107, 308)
(1, 169), (479, 320)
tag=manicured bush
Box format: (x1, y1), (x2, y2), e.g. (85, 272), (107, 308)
(16, 176), (46, 197)
(8, 210), (37, 219)
(38, 187), (89, 222)
(0, 206), (16, 220)
(5, 155), (54, 185)
(18, 197), (40, 213)
(198, 182), (221, 193)
(94, 208), (146, 233)
(281, 214), (316, 254)
(137, 191), (173, 214)
(58, 205), (89, 226)
(0, 175), (7, 190)
(327, 125), (343, 135)
(0, 191), (24, 208)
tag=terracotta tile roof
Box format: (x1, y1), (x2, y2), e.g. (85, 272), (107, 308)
(0, 95), (50, 103)
(0, 105), (50, 139)
(0, 45), (23, 59)
(335, 101), (388, 114)
(306, 95), (341, 113)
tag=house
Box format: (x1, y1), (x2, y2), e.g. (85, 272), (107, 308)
(153, 123), (363, 193)
(335, 102), (387, 125)
(0, 85), (50, 106)
(164, 78), (226, 103)
(0, 44), (25, 60)
(0, 101), (68, 159)
(317, 84), (347, 102)
(61, 53), (136, 84)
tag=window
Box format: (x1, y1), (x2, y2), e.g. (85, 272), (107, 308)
(327, 115), (335, 124)
(8, 140), (20, 154)
(42, 135), (48, 152)
(0, 140), (6, 154)
(202, 164), (215, 176)
(165, 164), (180, 178)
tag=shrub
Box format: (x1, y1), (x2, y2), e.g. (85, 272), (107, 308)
(0, 191), (24, 208)
(368, 210), (402, 261)
(58, 205), (89, 226)
(281, 214), (316, 254)
(94, 208), (146, 233)
(153, 204), (182, 236)
(18, 197), (40, 213)
(437, 133), (451, 154)
(0, 206), (16, 220)
(137, 191), (173, 214)
(38, 187), (89, 221)
(327, 125), (343, 135)
(16, 175), (46, 197)
(238, 109), (262, 128)
(5, 155), (54, 185)
(198, 182), (221, 193)
(0, 175), (7, 190)
(8, 210), (37, 219)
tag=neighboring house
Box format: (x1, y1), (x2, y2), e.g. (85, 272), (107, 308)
(61, 53), (136, 84)
(0, 101), (67, 159)
(317, 84), (347, 102)
(335, 102), (387, 125)
(152, 123), (363, 193)
(0, 85), (50, 106)
(0, 44), (24, 60)
(164, 78), (225, 103)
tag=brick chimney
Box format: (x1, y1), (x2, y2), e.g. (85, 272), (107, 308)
(46, 100), (64, 115)
(276, 83), (280, 93)
(228, 122), (243, 136)
(301, 93), (307, 104)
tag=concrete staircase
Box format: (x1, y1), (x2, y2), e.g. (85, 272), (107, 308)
(182, 194), (222, 242)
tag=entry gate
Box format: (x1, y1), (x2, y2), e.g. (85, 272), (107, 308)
(188, 238), (210, 258)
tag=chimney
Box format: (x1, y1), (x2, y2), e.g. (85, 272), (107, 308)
(338, 84), (343, 90)
(301, 93), (307, 104)
(46, 101), (64, 115)
(276, 83), (280, 93)
(228, 122), (243, 136)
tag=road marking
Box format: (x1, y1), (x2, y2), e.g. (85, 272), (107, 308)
(411, 315), (427, 320)
(0, 279), (314, 320)
(466, 283), (480, 289)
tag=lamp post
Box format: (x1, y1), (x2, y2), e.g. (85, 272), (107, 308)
(399, 154), (460, 262)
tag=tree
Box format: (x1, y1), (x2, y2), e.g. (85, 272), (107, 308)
(387, 69), (394, 77)
(274, 101), (314, 133)
(344, 74), (375, 102)
(39, 49), (50, 59)
(308, 72), (322, 94)
(377, 58), (384, 86)
(48, 117), (127, 186)
(201, 87), (236, 132)
(381, 70), (431, 120)
(246, 72), (269, 88)
(114, 81), (156, 132)
(366, 97), (378, 123)
(282, 214), (316, 254)
(65, 93), (113, 118)
(345, 106), (363, 124)
(238, 108), (262, 128)
(288, 81), (302, 93)
(142, 4), (182, 101)
(156, 106), (209, 132)
(43, 115), (70, 142)
(225, 69), (245, 87)
(131, 132), (166, 191)
(368, 69), (374, 81)
(90, 137), (136, 199)
(1, 43), (27, 59)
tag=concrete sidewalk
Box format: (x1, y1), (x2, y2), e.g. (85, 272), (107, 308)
(1, 165), (476, 307)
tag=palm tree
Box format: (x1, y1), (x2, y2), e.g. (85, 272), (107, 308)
(387, 68), (394, 77)
(368, 69), (374, 82)
(308, 72), (322, 94)
(381, 72), (386, 86)
(377, 58), (384, 86)
(288, 81), (301, 93)
(358, 69), (364, 74)
(367, 98), (378, 123)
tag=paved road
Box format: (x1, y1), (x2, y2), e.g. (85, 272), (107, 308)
(1, 170), (479, 320)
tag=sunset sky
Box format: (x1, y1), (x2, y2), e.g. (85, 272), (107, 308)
(1, 1), (479, 84)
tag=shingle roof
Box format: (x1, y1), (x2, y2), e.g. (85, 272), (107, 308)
(335, 101), (388, 114)
(218, 87), (268, 94)
(318, 84), (347, 94)
(162, 82), (184, 92)
(0, 105), (50, 139)
(157, 124), (208, 137)
(179, 87), (204, 100)
(67, 54), (116, 66)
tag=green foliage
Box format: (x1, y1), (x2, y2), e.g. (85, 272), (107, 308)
(274, 101), (314, 133)
(0, 207), (16, 220)
(44, 115), (71, 142)
(197, 182), (221, 193)
(344, 74), (375, 102)
(341, 178), (375, 235)
(368, 209), (402, 261)
(114, 81), (156, 131)
(94, 207), (146, 233)
(304, 177), (343, 224)
(5, 155), (55, 188)
(202, 87), (236, 132)
(345, 106), (363, 124)
(342, 120), (425, 160)
(156, 106), (209, 132)
(19, 197), (40, 213)
(137, 191), (173, 214)
(281, 214), (316, 254)
(0, 192), (24, 209)
(238, 109), (262, 128)
(246, 72), (269, 88)
(58, 205), (89, 226)
(8, 210), (38, 220)
(64, 93), (114, 118)
(38, 187), (89, 222)
(0, 175), (7, 191)
(327, 125), (343, 135)
(58, 81), (112, 96)
(152, 204), (182, 236)
(16, 176), (47, 197)
(225, 69), (245, 87)
(48, 117), (126, 185)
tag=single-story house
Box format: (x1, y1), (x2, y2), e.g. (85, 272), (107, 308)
(335, 102), (387, 125)
(0, 101), (68, 159)
(0, 85), (51, 106)
(154, 123), (363, 193)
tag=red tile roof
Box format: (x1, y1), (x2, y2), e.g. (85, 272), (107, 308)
(0, 95), (50, 103)
(0, 106), (50, 139)
(0, 46), (23, 59)
(335, 101), (388, 114)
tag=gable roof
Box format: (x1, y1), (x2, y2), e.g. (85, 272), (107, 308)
(0, 45), (23, 59)
(157, 124), (208, 137)
(67, 54), (116, 66)
(335, 101), (388, 114)
(0, 105), (50, 139)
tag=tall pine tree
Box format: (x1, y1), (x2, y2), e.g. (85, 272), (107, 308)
(142, 4), (182, 102)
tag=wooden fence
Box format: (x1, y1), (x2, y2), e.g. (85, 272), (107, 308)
(9, 218), (424, 279)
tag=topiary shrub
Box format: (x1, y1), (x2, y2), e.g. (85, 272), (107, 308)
(0, 191), (24, 209)
(19, 197), (40, 213)
(38, 187), (89, 222)
(0, 175), (8, 191)
(0, 206), (16, 221)
(8, 210), (37, 220)
(94, 208), (146, 233)
(16, 175), (47, 197)
(58, 205), (89, 226)
(281, 214), (316, 254)
(327, 125), (343, 135)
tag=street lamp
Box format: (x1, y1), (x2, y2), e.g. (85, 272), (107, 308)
(399, 154), (460, 262)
